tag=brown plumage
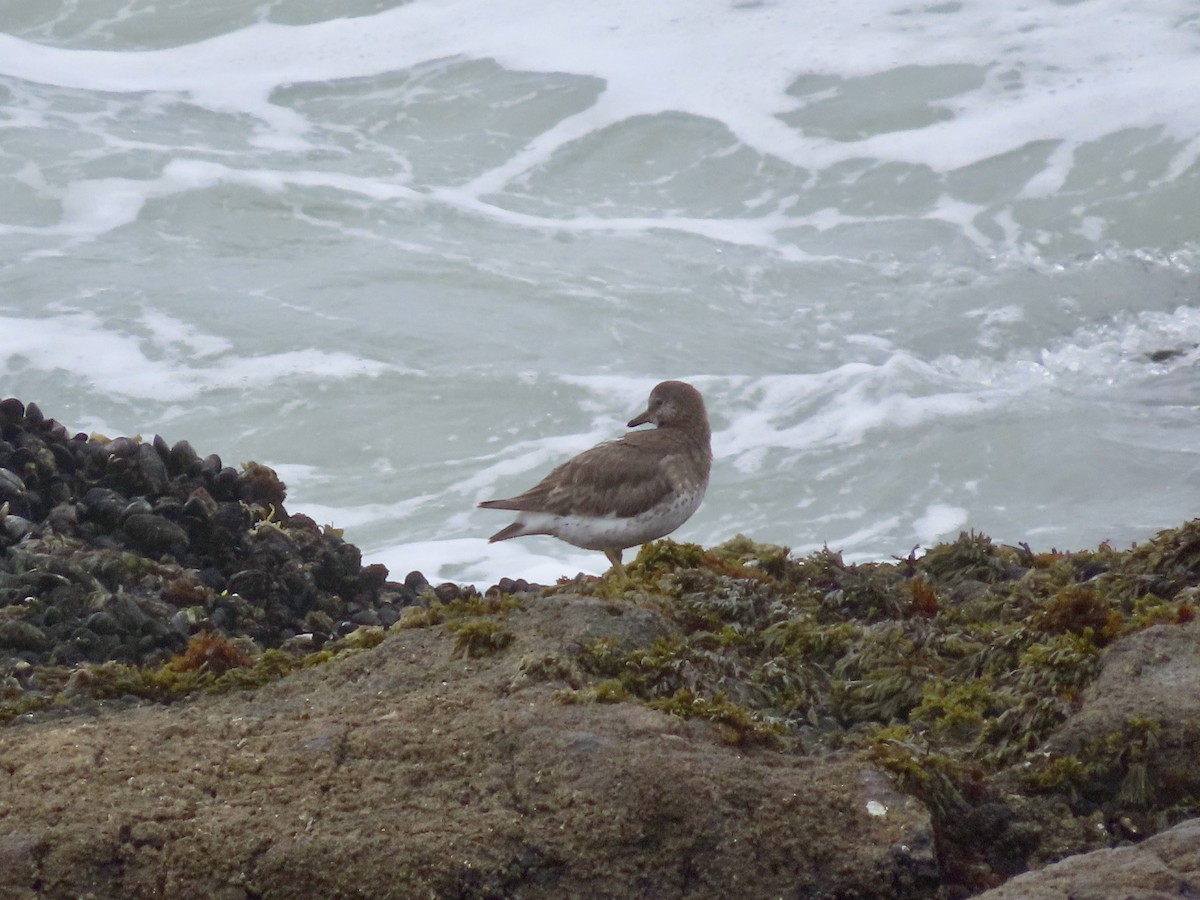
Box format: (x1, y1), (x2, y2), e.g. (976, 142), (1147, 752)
(478, 380), (712, 574)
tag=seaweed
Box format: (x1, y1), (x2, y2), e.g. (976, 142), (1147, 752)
(11, 514), (1200, 890)
(492, 529), (1200, 885)
(447, 618), (515, 658)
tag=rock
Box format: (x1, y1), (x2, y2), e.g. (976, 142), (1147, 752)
(121, 498), (154, 519)
(212, 466), (239, 501)
(359, 563), (389, 593)
(0, 467), (25, 500)
(167, 439), (199, 477)
(0, 619), (48, 652)
(434, 582), (461, 602)
(496, 576), (533, 595)
(1051, 619), (1200, 742)
(63, 625), (100, 656)
(975, 817), (1200, 899)
(1036, 620), (1200, 818)
(134, 443), (169, 493)
(122, 513), (189, 557)
(0, 397), (25, 424)
(0, 593), (937, 899)
(48, 641), (86, 666)
(151, 433), (170, 461)
(349, 609), (381, 627)
(227, 569), (271, 598)
(199, 452), (222, 476)
(279, 633), (317, 653)
(107, 594), (148, 631)
(103, 436), (138, 459)
(170, 606), (208, 636)
(303, 610), (334, 637)
(1, 513), (32, 542)
(214, 500), (252, 532)
(183, 487), (218, 521)
(48, 440), (77, 474)
(85, 611), (120, 636)
(82, 487), (126, 529)
(46, 502), (79, 535)
(381, 586), (417, 607)
(152, 496), (184, 521)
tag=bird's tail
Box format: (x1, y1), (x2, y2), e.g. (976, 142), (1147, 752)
(487, 521), (531, 543)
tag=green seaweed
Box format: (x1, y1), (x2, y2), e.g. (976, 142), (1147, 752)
(0, 629), (380, 722)
(397, 593), (524, 629)
(447, 618), (515, 658)
(649, 688), (786, 746)
(513, 529), (1200, 881)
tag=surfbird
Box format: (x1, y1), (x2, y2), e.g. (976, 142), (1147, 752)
(479, 380), (712, 575)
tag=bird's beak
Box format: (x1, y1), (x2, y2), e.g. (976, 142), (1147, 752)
(628, 406), (652, 428)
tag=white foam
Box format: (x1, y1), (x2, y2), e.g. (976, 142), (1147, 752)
(367, 537), (603, 588)
(0, 311), (397, 401)
(138, 310), (231, 359)
(286, 495), (439, 532)
(49, 159), (426, 238)
(714, 356), (1013, 468)
(3, 0), (1197, 177)
(456, 428), (613, 500)
(913, 504), (969, 545)
(825, 515), (904, 561)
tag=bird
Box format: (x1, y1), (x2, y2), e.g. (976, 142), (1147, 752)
(478, 380), (712, 576)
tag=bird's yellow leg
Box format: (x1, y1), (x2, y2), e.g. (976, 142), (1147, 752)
(604, 547), (627, 581)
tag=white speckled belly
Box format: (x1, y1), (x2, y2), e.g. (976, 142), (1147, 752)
(517, 487), (706, 551)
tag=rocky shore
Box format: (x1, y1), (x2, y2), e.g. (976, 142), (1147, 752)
(2, 397), (1200, 898)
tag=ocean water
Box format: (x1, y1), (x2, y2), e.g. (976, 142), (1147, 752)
(2, 0), (1199, 586)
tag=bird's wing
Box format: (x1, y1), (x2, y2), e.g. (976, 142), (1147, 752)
(480, 431), (682, 518)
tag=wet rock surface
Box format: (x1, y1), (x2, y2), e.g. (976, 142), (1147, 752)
(976, 816), (1200, 900)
